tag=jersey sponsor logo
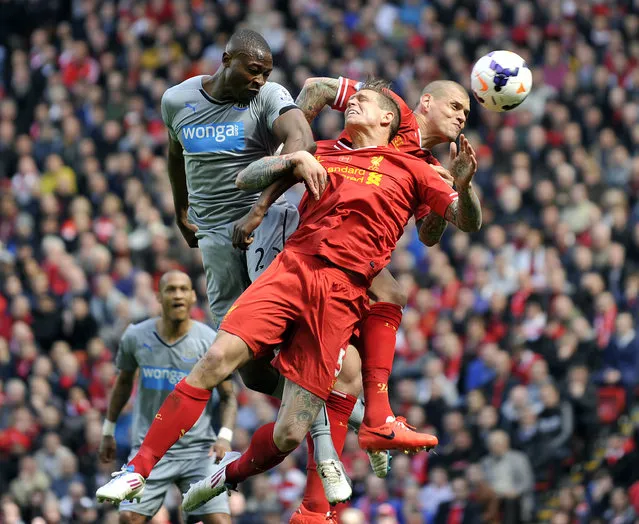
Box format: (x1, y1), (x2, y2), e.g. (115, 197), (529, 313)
(326, 165), (384, 186)
(181, 122), (245, 153)
(140, 366), (188, 391)
(185, 102), (197, 113)
(143, 343), (153, 352)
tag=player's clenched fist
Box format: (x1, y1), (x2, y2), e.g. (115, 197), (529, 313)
(290, 150), (327, 200)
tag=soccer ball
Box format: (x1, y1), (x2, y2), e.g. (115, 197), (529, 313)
(470, 50), (532, 112)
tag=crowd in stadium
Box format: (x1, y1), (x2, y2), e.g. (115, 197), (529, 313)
(0, 0), (638, 522)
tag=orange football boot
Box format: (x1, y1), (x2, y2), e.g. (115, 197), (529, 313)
(358, 416), (438, 454)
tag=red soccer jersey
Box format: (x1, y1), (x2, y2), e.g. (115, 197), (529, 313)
(331, 77), (441, 219)
(284, 140), (458, 283)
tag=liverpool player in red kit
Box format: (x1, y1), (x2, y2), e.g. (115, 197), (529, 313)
(234, 76), (474, 521)
(94, 81), (481, 512)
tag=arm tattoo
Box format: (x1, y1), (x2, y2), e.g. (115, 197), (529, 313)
(295, 78), (340, 124)
(444, 185), (482, 232)
(419, 213), (448, 247)
(236, 155), (295, 190)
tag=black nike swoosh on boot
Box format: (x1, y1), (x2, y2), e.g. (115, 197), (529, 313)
(370, 430), (395, 440)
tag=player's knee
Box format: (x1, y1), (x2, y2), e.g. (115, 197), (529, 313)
(119, 511), (147, 524)
(376, 282), (407, 308)
(273, 421), (307, 452)
(190, 344), (233, 389)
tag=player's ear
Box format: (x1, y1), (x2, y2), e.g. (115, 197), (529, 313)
(420, 93), (432, 113)
(190, 290), (197, 305)
(381, 109), (394, 128)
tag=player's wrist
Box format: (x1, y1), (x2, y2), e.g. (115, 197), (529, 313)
(102, 419), (116, 437)
(250, 203), (267, 218)
(217, 427), (233, 442)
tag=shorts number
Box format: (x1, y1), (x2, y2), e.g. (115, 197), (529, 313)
(255, 248), (265, 271)
(335, 348), (346, 377)
(255, 247), (282, 272)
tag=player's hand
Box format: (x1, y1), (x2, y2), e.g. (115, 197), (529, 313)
(177, 217), (199, 248)
(430, 165), (455, 188)
(232, 210), (264, 250)
(209, 438), (232, 463)
(291, 151), (327, 200)
(449, 134), (478, 190)
(99, 435), (117, 464)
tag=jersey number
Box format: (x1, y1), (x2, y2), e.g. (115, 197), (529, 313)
(254, 247), (281, 272)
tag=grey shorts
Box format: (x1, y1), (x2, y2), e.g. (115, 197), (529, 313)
(198, 200), (299, 328)
(118, 455), (230, 518)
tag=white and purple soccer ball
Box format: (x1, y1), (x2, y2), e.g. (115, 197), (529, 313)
(470, 50), (533, 112)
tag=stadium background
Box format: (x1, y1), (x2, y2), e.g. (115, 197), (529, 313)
(0, 0), (638, 522)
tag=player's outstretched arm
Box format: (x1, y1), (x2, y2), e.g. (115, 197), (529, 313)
(236, 150), (326, 199)
(167, 136), (199, 247)
(443, 135), (482, 233)
(210, 376), (237, 462)
(295, 77), (340, 124)
(99, 369), (136, 463)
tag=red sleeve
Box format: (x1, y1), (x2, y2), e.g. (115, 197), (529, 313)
(331, 77), (362, 112)
(415, 162), (459, 219)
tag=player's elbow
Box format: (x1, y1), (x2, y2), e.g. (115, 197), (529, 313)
(302, 77), (323, 92)
(460, 220), (482, 233)
(420, 235), (440, 247)
(235, 172), (249, 189)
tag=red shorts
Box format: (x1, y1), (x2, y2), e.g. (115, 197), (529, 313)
(220, 250), (368, 400)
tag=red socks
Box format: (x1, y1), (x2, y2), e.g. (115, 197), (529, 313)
(225, 422), (290, 484)
(358, 302), (402, 427)
(302, 391), (357, 513)
(129, 379), (211, 478)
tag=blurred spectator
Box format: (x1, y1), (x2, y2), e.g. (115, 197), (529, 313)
(434, 477), (481, 524)
(481, 430), (534, 523)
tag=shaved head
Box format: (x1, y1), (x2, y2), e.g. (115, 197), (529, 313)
(421, 80), (467, 99)
(417, 80), (470, 145)
(159, 270), (192, 292)
(226, 29), (271, 60)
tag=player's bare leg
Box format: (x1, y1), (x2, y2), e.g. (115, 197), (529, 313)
(96, 332), (252, 504)
(357, 268), (438, 454)
(182, 379), (324, 512)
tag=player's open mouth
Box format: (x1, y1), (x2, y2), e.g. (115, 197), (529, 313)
(346, 109), (358, 116)
(172, 303), (186, 309)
